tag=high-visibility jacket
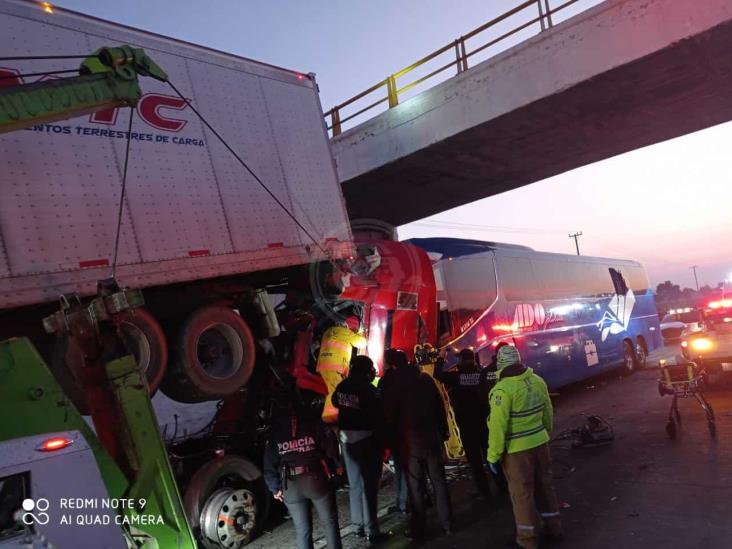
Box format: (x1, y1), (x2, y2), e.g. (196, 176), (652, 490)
(487, 365), (553, 463)
(317, 326), (367, 423)
(316, 326), (367, 374)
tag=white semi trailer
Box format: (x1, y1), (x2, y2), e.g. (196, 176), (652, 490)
(0, 1), (353, 546)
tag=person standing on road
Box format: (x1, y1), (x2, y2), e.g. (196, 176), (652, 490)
(385, 356), (454, 542)
(379, 349), (409, 515)
(263, 390), (343, 549)
(333, 355), (385, 542)
(316, 316), (367, 423)
(437, 348), (496, 500)
(487, 345), (563, 549)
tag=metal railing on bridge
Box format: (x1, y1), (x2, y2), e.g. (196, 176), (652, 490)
(325, 0), (596, 136)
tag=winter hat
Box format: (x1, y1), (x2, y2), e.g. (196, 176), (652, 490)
(496, 345), (521, 370)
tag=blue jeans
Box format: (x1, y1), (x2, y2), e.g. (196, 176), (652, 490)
(341, 436), (380, 535)
(392, 452), (408, 512)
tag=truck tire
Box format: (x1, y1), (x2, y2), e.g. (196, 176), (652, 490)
(117, 308), (169, 391)
(59, 308), (168, 414)
(184, 456), (270, 548)
(623, 340), (637, 373)
(635, 336), (648, 369)
(161, 306), (256, 402)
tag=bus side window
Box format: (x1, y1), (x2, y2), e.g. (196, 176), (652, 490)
(609, 268), (629, 295)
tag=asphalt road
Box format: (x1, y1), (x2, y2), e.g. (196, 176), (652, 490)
(251, 349), (732, 549)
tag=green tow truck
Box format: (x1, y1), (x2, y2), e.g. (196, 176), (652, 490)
(0, 47), (197, 548)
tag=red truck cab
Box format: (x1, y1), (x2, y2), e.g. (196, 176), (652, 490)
(339, 238), (438, 376)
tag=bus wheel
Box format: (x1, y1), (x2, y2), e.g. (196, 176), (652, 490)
(161, 305), (256, 402)
(635, 337), (648, 369)
(623, 340), (637, 373)
(184, 456), (270, 548)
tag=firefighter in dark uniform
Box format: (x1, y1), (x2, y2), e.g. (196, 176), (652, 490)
(385, 356), (453, 542)
(264, 392), (343, 549)
(437, 348), (496, 499)
(333, 355), (385, 542)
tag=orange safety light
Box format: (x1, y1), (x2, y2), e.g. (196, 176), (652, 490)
(37, 436), (73, 452)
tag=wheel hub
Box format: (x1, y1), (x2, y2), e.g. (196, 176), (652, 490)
(200, 488), (256, 548)
(196, 323), (244, 379)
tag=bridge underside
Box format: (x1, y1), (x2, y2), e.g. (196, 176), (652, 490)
(335, 2), (732, 226)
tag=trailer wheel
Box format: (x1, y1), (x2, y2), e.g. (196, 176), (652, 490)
(184, 456), (270, 548)
(59, 308), (168, 414)
(162, 306), (256, 402)
(116, 308), (169, 392)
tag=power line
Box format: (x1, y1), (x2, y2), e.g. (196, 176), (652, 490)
(0, 69), (79, 80)
(0, 54), (99, 61)
(412, 220), (571, 235)
(568, 231), (583, 255)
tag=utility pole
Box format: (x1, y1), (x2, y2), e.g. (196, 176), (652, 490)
(568, 231), (582, 255)
(690, 265), (700, 291)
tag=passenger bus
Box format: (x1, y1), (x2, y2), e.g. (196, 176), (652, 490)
(409, 238), (662, 389)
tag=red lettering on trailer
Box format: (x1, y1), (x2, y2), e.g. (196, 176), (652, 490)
(188, 249), (210, 257)
(0, 68), (22, 88)
(267, 242), (284, 248)
(137, 93), (188, 132)
(79, 259), (110, 269)
(90, 108), (119, 125)
(88, 93), (188, 130)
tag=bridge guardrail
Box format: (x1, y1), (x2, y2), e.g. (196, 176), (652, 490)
(325, 0), (594, 136)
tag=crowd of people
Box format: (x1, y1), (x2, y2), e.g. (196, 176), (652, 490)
(263, 339), (563, 549)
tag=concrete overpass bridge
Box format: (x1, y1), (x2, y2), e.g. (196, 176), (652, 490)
(328, 0), (732, 226)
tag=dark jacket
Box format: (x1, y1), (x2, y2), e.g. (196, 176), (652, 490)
(333, 374), (382, 432)
(377, 367), (398, 447)
(377, 366), (397, 396)
(263, 406), (339, 493)
(437, 361), (490, 432)
(385, 363), (448, 457)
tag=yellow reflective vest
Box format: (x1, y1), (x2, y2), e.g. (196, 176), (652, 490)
(487, 366), (553, 463)
(316, 326), (367, 374)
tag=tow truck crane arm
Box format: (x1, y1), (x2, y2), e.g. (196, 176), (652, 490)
(0, 47), (196, 548)
(0, 45), (167, 133)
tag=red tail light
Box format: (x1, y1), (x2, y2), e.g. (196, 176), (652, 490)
(37, 436), (73, 452)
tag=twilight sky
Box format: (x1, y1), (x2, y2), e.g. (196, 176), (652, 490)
(55, 0), (732, 289)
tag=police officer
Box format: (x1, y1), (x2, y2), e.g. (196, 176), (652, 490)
(487, 346), (562, 549)
(264, 392), (343, 549)
(385, 356), (453, 542)
(316, 316), (367, 423)
(333, 355), (384, 542)
(437, 348), (495, 499)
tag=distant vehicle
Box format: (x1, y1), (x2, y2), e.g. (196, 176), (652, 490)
(411, 238), (662, 390)
(681, 298), (732, 376)
(660, 308), (703, 341)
